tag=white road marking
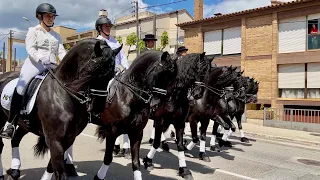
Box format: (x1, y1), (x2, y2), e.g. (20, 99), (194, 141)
(80, 133), (97, 139)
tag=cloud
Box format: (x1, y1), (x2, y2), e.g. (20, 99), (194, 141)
(203, 0), (294, 18)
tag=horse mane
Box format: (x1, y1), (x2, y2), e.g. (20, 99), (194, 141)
(55, 38), (115, 92)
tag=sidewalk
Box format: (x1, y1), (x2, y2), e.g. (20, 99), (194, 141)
(242, 122), (320, 145)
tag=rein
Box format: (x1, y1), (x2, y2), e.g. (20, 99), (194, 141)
(194, 81), (225, 97)
(47, 67), (109, 104)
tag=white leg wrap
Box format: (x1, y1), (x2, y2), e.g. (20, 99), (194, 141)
(115, 136), (120, 145)
(186, 141), (196, 150)
(97, 163), (109, 179)
(217, 125), (223, 133)
(123, 134), (130, 149)
(0, 154), (3, 176)
(240, 130), (245, 138)
(222, 131), (228, 141)
(40, 170), (53, 180)
(64, 145), (73, 164)
(151, 127), (155, 139)
(200, 140), (206, 152)
(210, 135), (216, 146)
(161, 132), (166, 142)
(11, 147), (21, 169)
(133, 170), (142, 180)
(147, 147), (157, 159)
(227, 129), (233, 140)
(178, 151), (187, 167)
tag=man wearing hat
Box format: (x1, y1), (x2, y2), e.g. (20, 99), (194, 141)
(176, 46), (188, 59)
(141, 34), (157, 54)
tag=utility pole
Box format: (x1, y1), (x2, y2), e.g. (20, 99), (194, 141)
(135, 0), (140, 55)
(2, 42), (5, 73)
(13, 48), (16, 71)
(176, 11), (179, 51)
(153, 14), (156, 50)
(6, 30), (13, 72)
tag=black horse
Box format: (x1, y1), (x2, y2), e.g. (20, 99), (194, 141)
(142, 53), (211, 180)
(211, 76), (259, 150)
(93, 50), (177, 180)
(0, 38), (121, 180)
(183, 66), (240, 162)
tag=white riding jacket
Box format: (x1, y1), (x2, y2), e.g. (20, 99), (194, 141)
(96, 35), (129, 72)
(25, 24), (67, 64)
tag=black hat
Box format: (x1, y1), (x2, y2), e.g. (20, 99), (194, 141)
(95, 17), (113, 31)
(36, 3), (58, 18)
(177, 46), (188, 53)
(143, 34), (157, 41)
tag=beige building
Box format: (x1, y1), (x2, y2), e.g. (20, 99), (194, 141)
(54, 9), (193, 62)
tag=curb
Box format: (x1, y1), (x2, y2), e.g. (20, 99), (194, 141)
(244, 131), (320, 146)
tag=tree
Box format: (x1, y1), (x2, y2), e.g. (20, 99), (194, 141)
(125, 32), (137, 59)
(116, 36), (123, 44)
(160, 31), (169, 51)
(138, 39), (145, 52)
(64, 44), (71, 51)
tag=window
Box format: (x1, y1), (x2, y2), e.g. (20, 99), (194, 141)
(308, 18), (320, 50)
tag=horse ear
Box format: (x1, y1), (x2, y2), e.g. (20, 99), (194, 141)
(200, 52), (206, 59)
(113, 44), (123, 56)
(94, 41), (103, 57)
(161, 51), (170, 62)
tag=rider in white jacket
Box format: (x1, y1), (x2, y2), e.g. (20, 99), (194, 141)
(0, 3), (67, 139)
(95, 16), (131, 157)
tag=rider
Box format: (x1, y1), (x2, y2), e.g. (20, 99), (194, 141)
(95, 15), (131, 156)
(0, 3), (67, 139)
(176, 46), (188, 59)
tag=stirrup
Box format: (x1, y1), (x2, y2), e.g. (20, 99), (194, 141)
(0, 126), (16, 139)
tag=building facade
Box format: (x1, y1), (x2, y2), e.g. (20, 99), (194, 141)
(178, 0), (320, 119)
(54, 9), (193, 62)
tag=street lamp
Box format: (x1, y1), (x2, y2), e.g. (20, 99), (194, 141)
(22, 17), (31, 27)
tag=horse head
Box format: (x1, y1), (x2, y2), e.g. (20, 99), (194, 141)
(244, 77), (259, 103)
(55, 38), (122, 112)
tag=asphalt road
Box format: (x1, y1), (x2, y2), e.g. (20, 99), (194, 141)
(1, 121), (320, 180)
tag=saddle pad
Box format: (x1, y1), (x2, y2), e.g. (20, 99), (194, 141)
(1, 73), (48, 115)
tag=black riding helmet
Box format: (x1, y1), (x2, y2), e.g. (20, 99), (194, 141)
(95, 17), (113, 36)
(36, 3), (58, 27)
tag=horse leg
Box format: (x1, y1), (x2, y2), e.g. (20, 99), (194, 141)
(236, 113), (248, 142)
(210, 121), (220, 152)
(47, 139), (68, 180)
(7, 127), (27, 180)
(174, 123), (193, 180)
(185, 114), (199, 151)
(129, 132), (143, 180)
(143, 119), (163, 170)
(149, 121), (156, 144)
(199, 118), (210, 162)
(40, 159), (53, 180)
(160, 123), (170, 152)
(121, 134), (131, 159)
(113, 135), (121, 156)
(218, 114), (233, 148)
(64, 144), (78, 176)
(94, 136), (116, 180)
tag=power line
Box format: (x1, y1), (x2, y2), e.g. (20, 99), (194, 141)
(0, 34), (9, 43)
(139, 0), (187, 9)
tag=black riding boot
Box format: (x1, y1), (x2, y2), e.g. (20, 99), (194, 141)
(0, 89), (23, 139)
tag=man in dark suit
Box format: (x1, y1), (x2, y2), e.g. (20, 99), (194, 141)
(176, 46), (188, 59)
(141, 34), (157, 54)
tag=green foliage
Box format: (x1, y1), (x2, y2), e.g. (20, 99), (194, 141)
(138, 39), (145, 52)
(160, 31), (169, 51)
(115, 36), (123, 44)
(125, 32), (138, 58)
(64, 44), (71, 51)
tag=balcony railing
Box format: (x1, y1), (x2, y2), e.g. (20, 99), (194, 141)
(308, 33), (320, 50)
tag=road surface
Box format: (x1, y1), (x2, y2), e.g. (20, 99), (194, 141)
(1, 121), (320, 180)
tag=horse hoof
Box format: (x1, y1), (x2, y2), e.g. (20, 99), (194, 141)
(66, 164), (78, 176)
(93, 174), (104, 180)
(6, 168), (20, 180)
(199, 152), (211, 162)
(161, 141), (170, 152)
(241, 137), (249, 143)
(113, 145), (120, 156)
(224, 141), (233, 147)
(121, 149), (131, 159)
(149, 138), (154, 144)
(0, 175), (4, 180)
(178, 167), (193, 180)
(143, 156), (154, 170)
(210, 145), (220, 152)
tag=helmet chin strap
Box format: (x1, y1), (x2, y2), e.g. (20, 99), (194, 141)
(99, 25), (110, 37)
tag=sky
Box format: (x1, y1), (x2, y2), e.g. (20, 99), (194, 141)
(0, 0), (294, 61)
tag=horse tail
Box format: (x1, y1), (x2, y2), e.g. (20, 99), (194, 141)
(33, 136), (49, 157)
(95, 126), (107, 143)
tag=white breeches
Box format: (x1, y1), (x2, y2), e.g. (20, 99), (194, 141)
(16, 58), (46, 95)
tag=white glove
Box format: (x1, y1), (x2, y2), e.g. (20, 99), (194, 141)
(39, 56), (51, 65)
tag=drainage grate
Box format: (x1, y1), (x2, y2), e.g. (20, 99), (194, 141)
(297, 159), (320, 166)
